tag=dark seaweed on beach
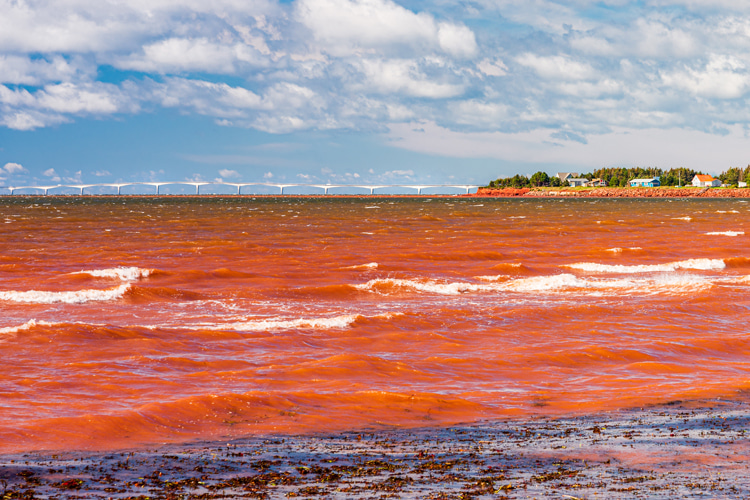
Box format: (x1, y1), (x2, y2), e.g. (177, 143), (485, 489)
(2, 403), (750, 499)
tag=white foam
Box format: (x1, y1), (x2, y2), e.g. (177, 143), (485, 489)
(672, 217), (692, 221)
(501, 274), (630, 292)
(0, 319), (55, 334)
(564, 259), (726, 274)
(191, 312), (402, 332)
(0, 284), (131, 304)
(476, 275), (506, 282)
(344, 262), (378, 270)
(355, 278), (488, 295)
(75, 267), (151, 281)
(705, 231), (744, 237)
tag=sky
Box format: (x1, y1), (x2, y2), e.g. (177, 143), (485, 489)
(2, 0), (750, 190)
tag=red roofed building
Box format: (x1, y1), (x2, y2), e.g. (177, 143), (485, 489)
(692, 174), (721, 187)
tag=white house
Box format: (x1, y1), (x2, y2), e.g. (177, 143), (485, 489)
(692, 175), (721, 187)
(567, 178), (589, 187)
(557, 172), (578, 183)
(739, 181), (748, 188)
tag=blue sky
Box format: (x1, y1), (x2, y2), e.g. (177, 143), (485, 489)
(2, 0), (750, 188)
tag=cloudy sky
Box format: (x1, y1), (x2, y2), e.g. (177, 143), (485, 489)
(1, 0), (750, 189)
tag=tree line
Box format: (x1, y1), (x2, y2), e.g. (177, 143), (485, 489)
(486, 166), (750, 188)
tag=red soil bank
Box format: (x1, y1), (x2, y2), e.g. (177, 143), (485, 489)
(475, 187), (750, 197)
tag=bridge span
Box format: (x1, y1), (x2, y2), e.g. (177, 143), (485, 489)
(0, 182), (481, 196)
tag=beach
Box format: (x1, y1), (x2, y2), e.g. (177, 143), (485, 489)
(3, 401), (750, 498)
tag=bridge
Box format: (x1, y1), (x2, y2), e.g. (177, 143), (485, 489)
(0, 182), (481, 196)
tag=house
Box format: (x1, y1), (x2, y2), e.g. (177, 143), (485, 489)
(630, 177), (661, 187)
(691, 175), (721, 188)
(556, 172), (578, 183)
(567, 178), (589, 187)
(588, 178), (607, 187)
(739, 181), (748, 188)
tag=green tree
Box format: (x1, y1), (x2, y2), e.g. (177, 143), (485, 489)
(529, 171), (550, 186)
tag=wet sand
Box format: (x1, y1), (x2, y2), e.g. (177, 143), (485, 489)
(3, 401), (749, 499)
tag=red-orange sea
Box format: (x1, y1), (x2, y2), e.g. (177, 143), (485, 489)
(1, 196), (749, 453)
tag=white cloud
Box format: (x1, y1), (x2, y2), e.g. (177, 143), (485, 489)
(93, 170), (111, 176)
(387, 120), (750, 172)
(383, 169), (414, 177)
(296, 0), (476, 57)
(2, 162), (27, 174)
(356, 59), (464, 98)
(0, 55), (86, 85)
(477, 58), (508, 77)
(263, 171), (273, 178)
(116, 38), (268, 74)
(218, 168), (241, 178)
(662, 55), (750, 99)
(517, 54), (597, 80)
(437, 22), (477, 58)
(43, 168), (61, 182)
(450, 100), (509, 127)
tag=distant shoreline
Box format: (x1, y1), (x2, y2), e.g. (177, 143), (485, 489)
(474, 187), (750, 198)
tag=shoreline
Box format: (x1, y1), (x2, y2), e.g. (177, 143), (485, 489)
(3, 400), (749, 499)
(474, 187), (750, 198)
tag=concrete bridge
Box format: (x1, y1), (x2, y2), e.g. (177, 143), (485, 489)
(0, 182), (481, 196)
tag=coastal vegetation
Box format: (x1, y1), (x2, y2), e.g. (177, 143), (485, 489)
(486, 166), (750, 188)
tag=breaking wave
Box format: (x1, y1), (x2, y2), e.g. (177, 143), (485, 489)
(0, 319), (56, 335)
(564, 258), (726, 274)
(343, 262), (379, 270)
(0, 284), (131, 304)
(355, 273), (715, 296)
(186, 312), (402, 332)
(705, 231), (744, 237)
(74, 267), (152, 281)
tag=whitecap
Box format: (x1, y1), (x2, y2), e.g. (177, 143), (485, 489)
(564, 259), (726, 274)
(672, 217), (692, 221)
(344, 262), (378, 270)
(74, 267), (151, 281)
(189, 312), (402, 332)
(705, 231), (744, 237)
(0, 284), (131, 304)
(355, 278), (487, 295)
(0, 319), (56, 335)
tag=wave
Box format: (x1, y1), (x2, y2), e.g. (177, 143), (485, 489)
(355, 278), (487, 295)
(355, 273), (714, 296)
(74, 267), (152, 281)
(125, 286), (204, 302)
(606, 247), (642, 253)
(725, 257), (750, 269)
(564, 258), (726, 274)
(0, 319), (56, 335)
(0, 284), (131, 304)
(402, 251), (505, 262)
(705, 231), (744, 236)
(343, 262), (378, 270)
(186, 312), (402, 332)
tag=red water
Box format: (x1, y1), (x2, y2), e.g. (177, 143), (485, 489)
(1, 196), (749, 453)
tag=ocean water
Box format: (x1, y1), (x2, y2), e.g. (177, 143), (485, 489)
(1, 196), (749, 453)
